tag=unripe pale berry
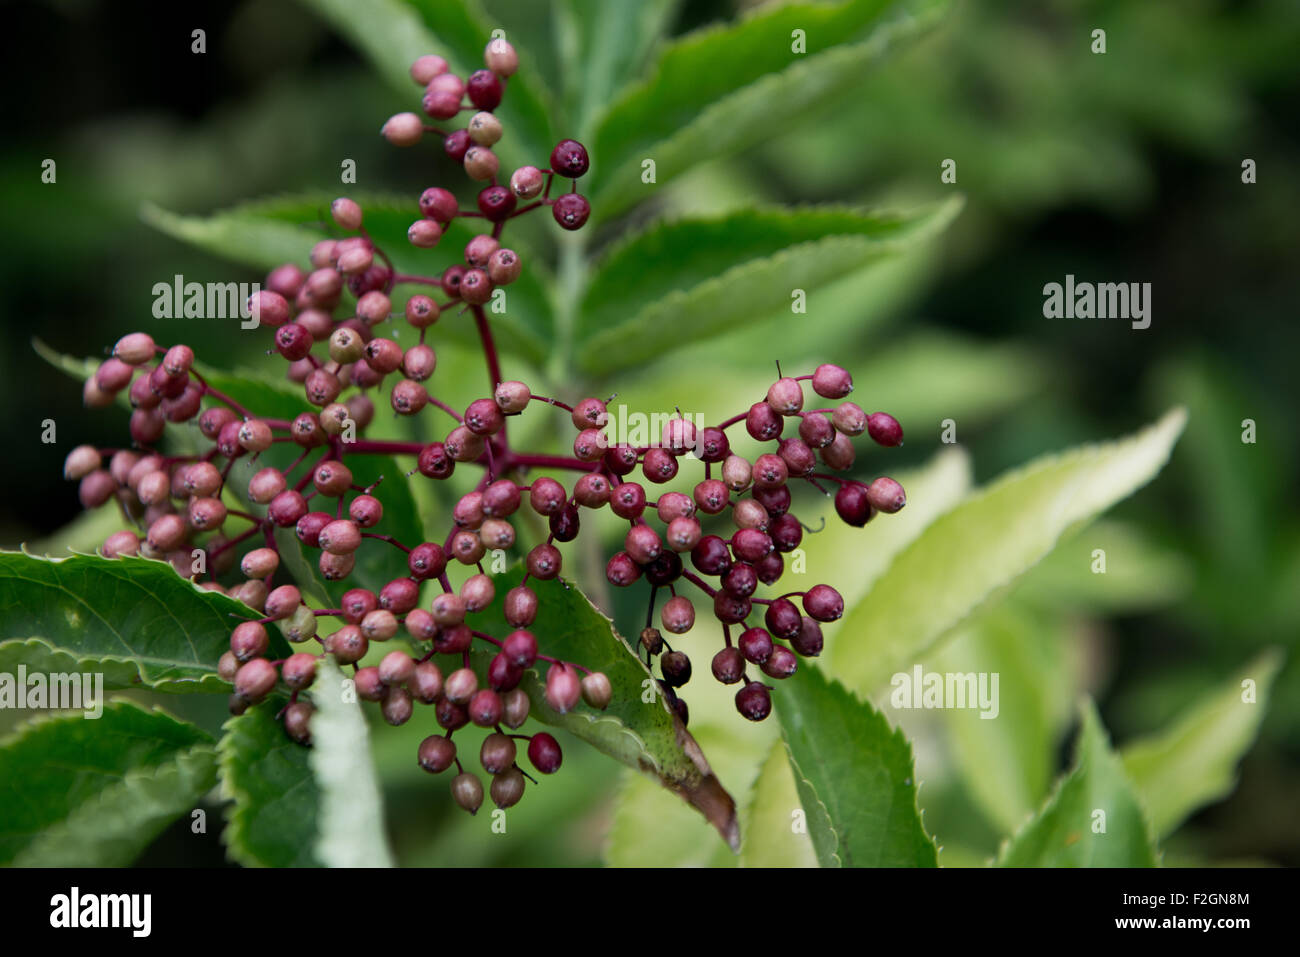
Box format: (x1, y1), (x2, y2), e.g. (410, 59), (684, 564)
(464, 146), (499, 181)
(408, 218), (443, 248)
(361, 609), (399, 642)
(284, 604), (319, 643)
(103, 530), (141, 558)
(661, 595), (695, 634)
(722, 455), (752, 491)
(113, 332), (155, 365)
(624, 524), (662, 564)
(526, 543), (562, 580)
(461, 572), (495, 611)
(733, 501), (769, 538)
(666, 515), (702, 552)
(821, 431), (856, 470)
(230, 621), (268, 663)
(484, 38), (518, 76)
(445, 666), (479, 705)
(451, 772), (484, 814)
(406, 608), (438, 643)
(410, 54), (448, 84)
(240, 547), (280, 580)
(610, 481), (646, 520)
(866, 476), (906, 513)
(495, 379), (530, 413)
(349, 494), (383, 528)
(468, 111), (503, 146)
(391, 379), (429, 415)
(778, 437), (816, 477)
(382, 111), (423, 146)
(581, 672), (612, 710)
(487, 248), (521, 285)
(545, 663), (582, 714)
(799, 412), (835, 449)
(833, 401), (867, 436)
(423, 88), (462, 120)
(505, 586), (538, 627)
(753, 453), (788, 489)
(313, 461), (353, 497)
(573, 472), (610, 508)
(405, 294), (440, 328)
(234, 658), (278, 702)
(217, 650), (240, 681)
(510, 165), (544, 199)
(282, 653), (317, 691)
(411, 662), (443, 703)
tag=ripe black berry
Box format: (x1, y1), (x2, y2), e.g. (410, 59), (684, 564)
(735, 681), (772, 722)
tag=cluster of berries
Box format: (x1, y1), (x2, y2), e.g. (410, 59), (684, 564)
(62, 42), (905, 816)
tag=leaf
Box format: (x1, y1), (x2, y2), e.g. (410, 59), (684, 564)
(739, 740), (818, 867)
(141, 194), (556, 368)
(997, 700), (1158, 867)
(1121, 651), (1281, 839)
(588, 0), (948, 220)
(0, 702), (216, 866)
(0, 551), (287, 693)
(831, 407), (1188, 694)
(218, 700), (321, 867)
(469, 567), (739, 849)
(308, 657), (395, 867)
(576, 201), (961, 375)
(776, 664), (938, 867)
(554, 0), (680, 139)
(301, 0), (555, 172)
(1015, 519), (1195, 614)
(927, 602), (1071, 836)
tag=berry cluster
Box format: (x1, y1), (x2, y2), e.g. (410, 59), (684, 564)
(62, 42), (905, 816)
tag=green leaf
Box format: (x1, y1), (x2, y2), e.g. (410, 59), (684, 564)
(141, 194), (556, 368)
(576, 201), (960, 375)
(308, 657), (395, 867)
(1122, 651), (1281, 839)
(739, 740), (818, 867)
(470, 567), (739, 849)
(1016, 519), (1195, 614)
(218, 700), (321, 867)
(588, 0), (948, 220)
(554, 0), (680, 139)
(927, 602), (1071, 836)
(831, 407), (1188, 694)
(776, 665), (938, 867)
(300, 0), (553, 171)
(997, 700), (1158, 867)
(0, 551), (287, 693)
(0, 702), (216, 866)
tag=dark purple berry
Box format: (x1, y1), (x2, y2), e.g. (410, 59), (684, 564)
(466, 69), (503, 109)
(549, 139), (590, 178)
(552, 193), (590, 230)
(528, 733), (563, 774)
(711, 647), (745, 684)
(835, 481), (874, 526)
(736, 681), (772, 722)
(764, 598), (801, 639)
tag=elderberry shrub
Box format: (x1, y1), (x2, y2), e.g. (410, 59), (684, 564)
(62, 43), (907, 814)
